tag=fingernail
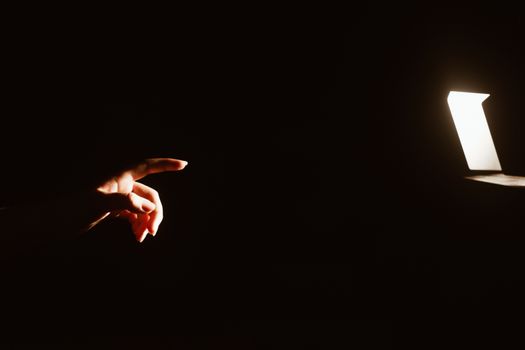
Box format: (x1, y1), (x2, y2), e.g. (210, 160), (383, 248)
(148, 227), (156, 236)
(181, 161), (188, 169)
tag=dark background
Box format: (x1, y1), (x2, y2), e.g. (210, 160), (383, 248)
(1, 5), (525, 349)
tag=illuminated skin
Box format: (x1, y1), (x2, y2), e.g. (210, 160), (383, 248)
(91, 158), (188, 242)
(0, 157), (188, 246)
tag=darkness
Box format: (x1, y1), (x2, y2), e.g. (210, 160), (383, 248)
(1, 5), (525, 349)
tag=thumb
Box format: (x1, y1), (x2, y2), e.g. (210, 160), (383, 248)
(101, 192), (156, 214)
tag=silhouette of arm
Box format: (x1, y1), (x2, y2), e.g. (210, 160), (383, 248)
(0, 158), (188, 250)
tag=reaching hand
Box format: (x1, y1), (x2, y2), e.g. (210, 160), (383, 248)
(93, 158), (188, 242)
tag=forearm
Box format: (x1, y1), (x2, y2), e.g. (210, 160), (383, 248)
(0, 157), (186, 251)
(0, 191), (108, 253)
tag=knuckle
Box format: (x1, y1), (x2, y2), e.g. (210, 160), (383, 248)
(151, 188), (160, 199)
(126, 192), (137, 205)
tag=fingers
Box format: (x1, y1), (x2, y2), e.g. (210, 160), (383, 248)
(101, 186), (163, 243)
(133, 182), (163, 236)
(99, 157), (186, 243)
(116, 210), (138, 222)
(131, 158), (188, 180)
(102, 191), (156, 215)
(133, 214), (150, 243)
(117, 210), (150, 243)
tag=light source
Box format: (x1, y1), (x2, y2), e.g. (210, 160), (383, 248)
(447, 91), (502, 171)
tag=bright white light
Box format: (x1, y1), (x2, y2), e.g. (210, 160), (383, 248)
(447, 91), (502, 171)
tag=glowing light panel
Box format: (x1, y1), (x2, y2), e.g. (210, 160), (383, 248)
(447, 91), (502, 171)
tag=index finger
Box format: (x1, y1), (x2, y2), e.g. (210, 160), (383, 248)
(131, 158), (188, 180)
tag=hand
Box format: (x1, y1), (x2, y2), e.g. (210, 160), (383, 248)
(93, 158), (188, 242)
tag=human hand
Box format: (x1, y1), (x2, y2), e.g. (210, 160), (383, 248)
(92, 158), (188, 242)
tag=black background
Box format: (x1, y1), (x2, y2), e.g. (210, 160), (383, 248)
(1, 5), (525, 349)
